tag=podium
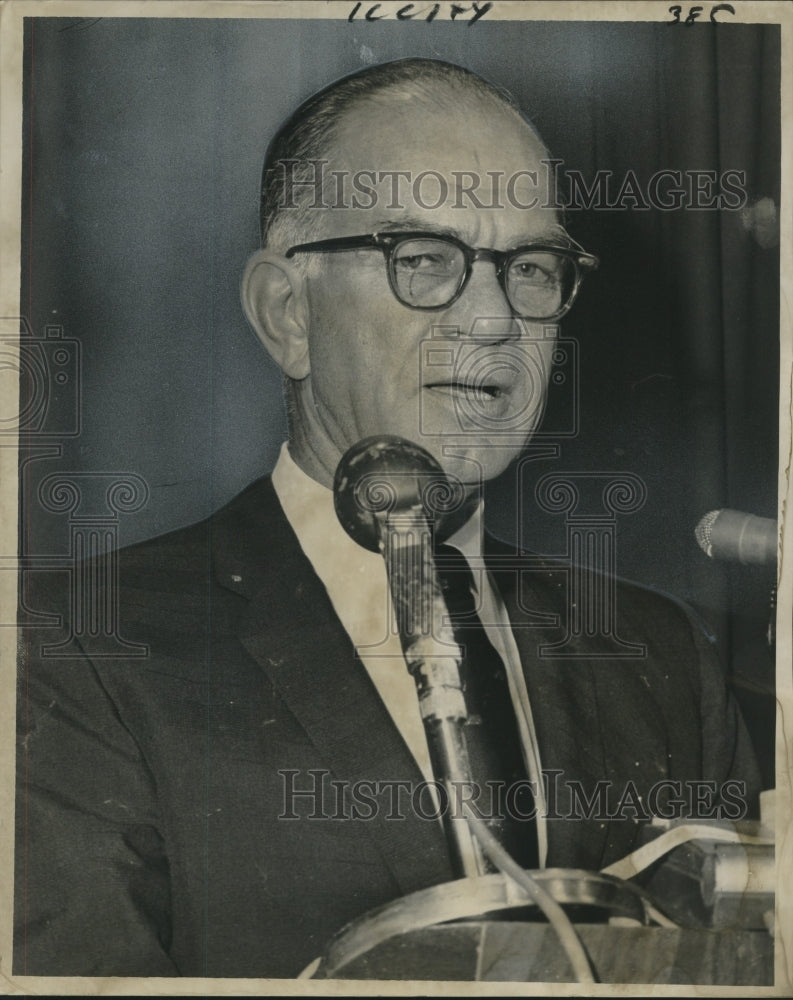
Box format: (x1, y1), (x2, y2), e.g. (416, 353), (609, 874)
(320, 921), (772, 984)
(314, 870), (774, 985)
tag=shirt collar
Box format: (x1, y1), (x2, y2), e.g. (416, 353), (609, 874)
(272, 441), (484, 562)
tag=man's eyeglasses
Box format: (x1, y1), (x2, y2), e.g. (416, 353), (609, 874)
(285, 231), (599, 321)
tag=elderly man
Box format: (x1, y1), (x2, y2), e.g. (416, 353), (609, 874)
(15, 58), (760, 980)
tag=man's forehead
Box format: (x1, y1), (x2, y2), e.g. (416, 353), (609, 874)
(310, 169), (560, 247)
(312, 99), (557, 246)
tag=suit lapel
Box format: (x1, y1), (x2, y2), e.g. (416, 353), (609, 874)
(215, 478), (453, 896)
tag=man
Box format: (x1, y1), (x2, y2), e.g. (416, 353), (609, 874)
(15, 58), (760, 980)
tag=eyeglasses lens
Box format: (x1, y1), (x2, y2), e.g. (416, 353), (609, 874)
(391, 239), (465, 308)
(390, 238), (571, 317)
(506, 251), (568, 319)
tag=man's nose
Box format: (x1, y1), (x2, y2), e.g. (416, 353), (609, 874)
(446, 261), (522, 343)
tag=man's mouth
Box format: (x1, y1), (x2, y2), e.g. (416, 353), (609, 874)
(424, 380), (506, 400)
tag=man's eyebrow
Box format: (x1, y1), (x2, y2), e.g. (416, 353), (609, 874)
(505, 223), (574, 250)
(374, 218), (460, 238)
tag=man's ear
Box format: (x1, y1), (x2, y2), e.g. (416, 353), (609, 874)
(241, 250), (311, 379)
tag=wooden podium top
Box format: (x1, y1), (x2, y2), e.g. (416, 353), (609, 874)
(327, 921), (773, 985)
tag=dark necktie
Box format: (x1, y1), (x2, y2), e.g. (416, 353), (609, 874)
(434, 544), (539, 872)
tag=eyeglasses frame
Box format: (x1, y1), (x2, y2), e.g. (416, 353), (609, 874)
(284, 230), (599, 321)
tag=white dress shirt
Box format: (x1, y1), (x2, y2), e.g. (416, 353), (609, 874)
(272, 442), (548, 863)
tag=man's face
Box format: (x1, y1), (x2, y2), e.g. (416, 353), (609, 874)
(291, 96), (562, 488)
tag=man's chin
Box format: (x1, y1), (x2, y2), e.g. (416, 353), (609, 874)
(335, 428), (527, 489)
(416, 437), (526, 490)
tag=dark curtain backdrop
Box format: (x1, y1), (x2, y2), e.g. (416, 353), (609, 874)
(19, 18), (780, 782)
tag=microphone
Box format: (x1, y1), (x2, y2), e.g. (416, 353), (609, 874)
(695, 508), (778, 565)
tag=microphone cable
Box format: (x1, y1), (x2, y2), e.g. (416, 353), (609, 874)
(460, 801), (597, 983)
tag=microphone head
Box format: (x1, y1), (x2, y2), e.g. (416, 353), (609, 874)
(695, 509), (720, 558)
(333, 436), (462, 552)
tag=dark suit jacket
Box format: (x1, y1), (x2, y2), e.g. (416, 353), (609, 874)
(14, 476), (760, 978)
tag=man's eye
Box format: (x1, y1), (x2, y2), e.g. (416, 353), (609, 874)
(510, 258), (559, 284)
(395, 253), (446, 271)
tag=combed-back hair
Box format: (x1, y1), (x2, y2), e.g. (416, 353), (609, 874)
(259, 58), (538, 254)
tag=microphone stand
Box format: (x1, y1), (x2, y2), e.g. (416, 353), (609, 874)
(380, 504), (486, 878)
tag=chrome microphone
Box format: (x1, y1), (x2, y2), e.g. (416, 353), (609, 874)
(695, 508), (778, 566)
